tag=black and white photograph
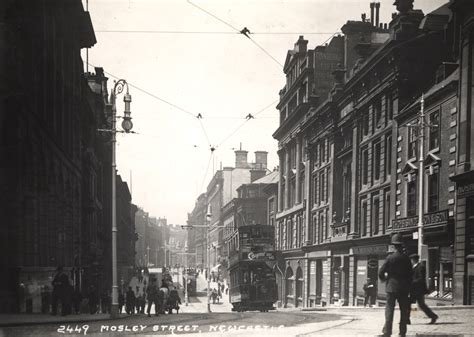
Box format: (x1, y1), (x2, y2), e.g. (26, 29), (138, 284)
(1, 0), (474, 336)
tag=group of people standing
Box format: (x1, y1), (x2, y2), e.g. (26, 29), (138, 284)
(50, 267), (111, 316)
(378, 233), (439, 337)
(118, 278), (182, 317)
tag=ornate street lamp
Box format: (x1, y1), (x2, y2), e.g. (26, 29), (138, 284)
(110, 79), (132, 317)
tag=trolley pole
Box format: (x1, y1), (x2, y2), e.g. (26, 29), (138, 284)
(206, 205), (212, 313)
(417, 94), (425, 259)
(185, 270), (188, 306)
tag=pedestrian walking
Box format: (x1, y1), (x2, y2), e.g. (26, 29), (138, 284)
(51, 266), (70, 316)
(126, 286), (136, 315)
(408, 254), (438, 324)
(159, 281), (169, 314)
(363, 278), (375, 307)
(146, 279), (159, 317)
(378, 233), (413, 337)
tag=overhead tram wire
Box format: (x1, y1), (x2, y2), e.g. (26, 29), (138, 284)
(200, 151), (214, 192)
(86, 62), (279, 151)
(86, 61), (216, 148)
(94, 30), (338, 35)
(186, 0), (284, 68)
(215, 99), (279, 149)
(186, 0), (240, 32)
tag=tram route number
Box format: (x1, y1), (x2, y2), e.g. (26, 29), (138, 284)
(57, 325), (90, 335)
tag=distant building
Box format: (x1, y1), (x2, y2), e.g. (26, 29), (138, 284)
(116, 175), (137, 288)
(223, 170), (280, 264)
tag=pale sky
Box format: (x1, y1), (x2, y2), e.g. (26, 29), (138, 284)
(83, 0), (447, 225)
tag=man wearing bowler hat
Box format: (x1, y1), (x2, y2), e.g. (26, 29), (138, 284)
(378, 233), (413, 337)
(408, 253), (438, 324)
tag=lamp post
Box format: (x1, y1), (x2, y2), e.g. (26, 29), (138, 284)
(405, 94), (437, 260)
(417, 95), (425, 259)
(109, 79), (133, 318)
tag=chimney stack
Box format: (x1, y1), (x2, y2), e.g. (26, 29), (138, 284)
(295, 35), (308, 53)
(375, 2), (380, 27)
(235, 150), (248, 168)
(254, 151), (268, 170)
(370, 2), (375, 26)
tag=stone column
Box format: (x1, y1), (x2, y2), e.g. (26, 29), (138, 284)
(350, 122), (359, 236)
(305, 150), (312, 245)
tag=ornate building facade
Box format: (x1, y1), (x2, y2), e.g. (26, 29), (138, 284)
(274, 0), (473, 307)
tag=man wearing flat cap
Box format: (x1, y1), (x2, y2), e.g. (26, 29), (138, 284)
(378, 233), (412, 337)
(408, 253), (438, 324)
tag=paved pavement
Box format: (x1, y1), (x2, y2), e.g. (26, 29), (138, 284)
(1, 283), (473, 337)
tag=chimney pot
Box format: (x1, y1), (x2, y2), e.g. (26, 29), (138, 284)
(254, 151), (268, 170)
(234, 150), (249, 168)
(370, 2), (375, 26)
(375, 2), (380, 27)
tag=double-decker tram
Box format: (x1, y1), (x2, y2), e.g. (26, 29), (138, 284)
(228, 224), (278, 312)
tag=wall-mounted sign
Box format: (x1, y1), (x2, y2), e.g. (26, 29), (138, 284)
(392, 209), (448, 230)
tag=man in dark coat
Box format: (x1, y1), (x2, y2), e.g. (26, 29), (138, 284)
(125, 287), (135, 315)
(409, 254), (438, 324)
(146, 279), (159, 317)
(378, 233), (413, 337)
(363, 278), (375, 307)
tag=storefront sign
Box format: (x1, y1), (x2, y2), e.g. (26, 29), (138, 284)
(392, 210), (448, 230)
(352, 245), (388, 256)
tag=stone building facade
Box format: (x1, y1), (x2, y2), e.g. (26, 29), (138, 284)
(273, 0), (473, 307)
(0, 0), (137, 312)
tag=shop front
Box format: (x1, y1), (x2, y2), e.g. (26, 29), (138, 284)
(352, 244), (389, 307)
(305, 250), (329, 307)
(329, 250), (350, 306)
(283, 258), (306, 308)
(392, 209), (454, 304)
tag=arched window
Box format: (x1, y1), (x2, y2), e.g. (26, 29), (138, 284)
(296, 267), (303, 307)
(285, 267), (294, 304)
